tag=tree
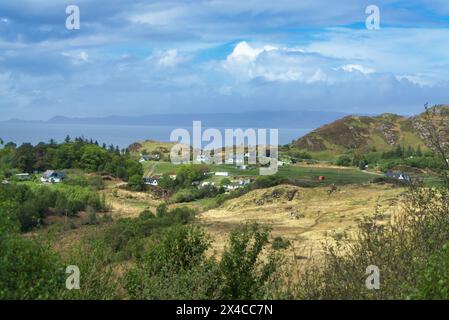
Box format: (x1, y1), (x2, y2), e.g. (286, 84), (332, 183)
(416, 145), (423, 157)
(358, 160), (367, 170)
(220, 178), (231, 187)
(336, 155), (351, 167)
(219, 223), (280, 299)
(14, 143), (35, 172)
(176, 164), (208, 187)
(124, 225), (217, 299)
(128, 174), (144, 191)
(0, 206), (64, 299)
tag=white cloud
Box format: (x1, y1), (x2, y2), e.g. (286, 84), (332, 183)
(156, 49), (188, 67)
(61, 51), (89, 65)
(223, 41), (377, 84)
(338, 64), (375, 74)
(226, 41), (277, 63)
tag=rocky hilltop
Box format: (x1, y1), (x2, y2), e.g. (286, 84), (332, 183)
(292, 105), (449, 154)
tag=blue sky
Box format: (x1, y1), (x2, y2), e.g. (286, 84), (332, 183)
(0, 0), (449, 120)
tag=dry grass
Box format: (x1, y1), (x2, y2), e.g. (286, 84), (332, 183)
(197, 184), (404, 263)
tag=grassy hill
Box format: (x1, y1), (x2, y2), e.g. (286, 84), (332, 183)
(291, 105), (449, 159)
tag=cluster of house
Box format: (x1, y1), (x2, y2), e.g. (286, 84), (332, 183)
(139, 153), (161, 163)
(143, 173), (177, 186)
(222, 178), (252, 191)
(385, 171), (413, 182)
(40, 170), (66, 183)
(143, 171), (252, 191)
(1, 170), (66, 185)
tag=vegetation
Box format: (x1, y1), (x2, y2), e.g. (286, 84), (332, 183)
(0, 183), (106, 232)
(0, 137), (142, 181)
(297, 186), (449, 299)
(3, 105), (449, 300)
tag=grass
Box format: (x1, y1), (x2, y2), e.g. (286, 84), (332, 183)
(275, 165), (375, 185)
(139, 160), (449, 188)
(197, 184), (405, 259)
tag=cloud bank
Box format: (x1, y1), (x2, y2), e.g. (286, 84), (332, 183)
(0, 0), (448, 119)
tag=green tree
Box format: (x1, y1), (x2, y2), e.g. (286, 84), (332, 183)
(358, 160), (367, 170)
(219, 223), (280, 299)
(128, 174), (144, 191)
(336, 155), (351, 167)
(176, 164), (208, 187)
(124, 225), (218, 299)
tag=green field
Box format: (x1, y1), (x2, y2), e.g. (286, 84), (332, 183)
(143, 161), (379, 185)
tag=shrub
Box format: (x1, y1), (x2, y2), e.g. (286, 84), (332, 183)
(272, 236), (291, 250)
(297, 186), (449, 299)
(103, 206), (195, 260)
(0, 235), (64, 299)
(219, 223), (281, 299)
(61, 240), (120, 300)
(124, 225), (219, 299)
(156, 203), (167, 217)
(336, 155), (351, 167)
(86, 206), (98, 225)
(128, 174), (144, 191)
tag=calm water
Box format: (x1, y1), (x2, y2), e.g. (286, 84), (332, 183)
(0, 122), (311, 148)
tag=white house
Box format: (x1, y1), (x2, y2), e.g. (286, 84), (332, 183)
(41, 170), (65, 183)
(215, 172), (229, 177)
(238, 179), (251, 186)
(139, 155), (150, 163)
(201, 181), (215, 187)
(224, 184), (239, 191)
(144, 178), (158, 186)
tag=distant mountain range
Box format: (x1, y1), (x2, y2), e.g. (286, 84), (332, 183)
(3, 110), (348, 129)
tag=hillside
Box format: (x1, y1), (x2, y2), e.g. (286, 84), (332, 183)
(198, 184), (403, 258)
(292, 105), (449, 156)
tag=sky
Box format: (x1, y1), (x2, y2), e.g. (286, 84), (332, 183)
(0, 0), (449, 120)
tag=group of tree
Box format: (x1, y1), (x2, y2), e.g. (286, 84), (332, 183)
(0, 137), (142, 181)
(335, 144), (446, 172)
(0, 182), (106, 232)
(380, 144), (425, 159)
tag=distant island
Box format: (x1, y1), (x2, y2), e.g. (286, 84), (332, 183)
(2, 109), (348, 129)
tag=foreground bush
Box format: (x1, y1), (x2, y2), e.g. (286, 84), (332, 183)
(297, 186), (449, 299)
(0, 207), (64, 299)
(124, 223), (283, 300)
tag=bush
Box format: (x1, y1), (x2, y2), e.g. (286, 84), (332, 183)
(85, 206), (98, 225)
(128, 174), (144, 191)
(172, 187), (201, 203)
(61, 240), (120, 300)
(156, 203), (167, 217)
(0, 234), (64, 299)
(336, 155), (351, 167)
(103, 206), (195, 260)
(297, 186), (449, 299)
(371, 176), (409, 187)
(124, 225), (220, 299)
(219, 223), (281, 299)
(272, 236), (291, 250)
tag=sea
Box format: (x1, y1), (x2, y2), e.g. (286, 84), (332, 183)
(0, 122), (312, 149)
